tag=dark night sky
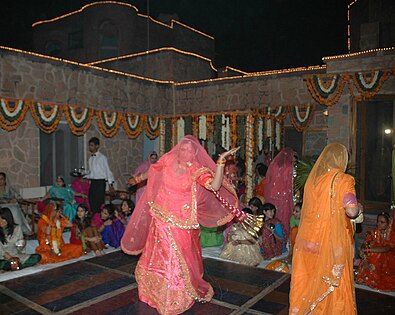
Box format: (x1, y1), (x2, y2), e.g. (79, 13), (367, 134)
(0, 0), (348, 72)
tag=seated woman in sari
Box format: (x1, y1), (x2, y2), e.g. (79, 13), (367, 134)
(0, 207), (41, 271)
(356, 212), (395, 291)
(40, 176), (77, 221)
(0, 172), (32, 235)
(36, 202), (83, 264)
(70, 173), (90, 208)
(70, 203), (104, 256)
(92, 203), (124, 248)
(260, 203), (286, 260)
(220, 208), (263, 267)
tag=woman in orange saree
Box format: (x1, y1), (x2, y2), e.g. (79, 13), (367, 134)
(289, 143), (361, 315)
(36, 202), (83, 264)
(121, 136), (243, 315)
(355, 212), (395, 291)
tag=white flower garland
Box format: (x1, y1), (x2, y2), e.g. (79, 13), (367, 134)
(125, 114), (140, 129)
(317, 75), (338, 93)
(103, 112), (117, 128)
(1, 99), (24, 117)
(294, 105), (311, 123)
(221, 114), (230, 150)
(258, 118), (264, 152)
(267, 118), (272, 151)
(275, 121), (281, 150)
(245, 114), (254, 201)
(37, 103), (60, 123)
(69, 106), (89, 125)
(356, 71), (379, 89)
(177, 117), (185, 144)
(199, 115), (206, 140)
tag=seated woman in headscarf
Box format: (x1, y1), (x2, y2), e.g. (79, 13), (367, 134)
(355, 212), (395, 291)
(40, 176), (77, 221)
(36, 202), (83, 264)
(0, 207), (41, 272)
(0, 172), (32, 235)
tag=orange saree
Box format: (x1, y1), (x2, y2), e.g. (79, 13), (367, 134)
(356, 227), (395, 291)
(290, 144), (357, 315)
(36, 204), (83, 264)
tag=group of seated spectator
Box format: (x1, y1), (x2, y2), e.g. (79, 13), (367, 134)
(0, 166), (136, 272)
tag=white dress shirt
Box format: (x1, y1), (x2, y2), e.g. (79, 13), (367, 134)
(87, 151), (115, 184)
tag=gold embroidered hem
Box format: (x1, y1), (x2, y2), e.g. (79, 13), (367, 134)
(149, 202), (199, 229)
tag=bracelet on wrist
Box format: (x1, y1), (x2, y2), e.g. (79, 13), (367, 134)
(216, 157), (226, 166)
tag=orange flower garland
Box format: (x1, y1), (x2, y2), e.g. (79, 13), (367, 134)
(0, 98), (30, 131)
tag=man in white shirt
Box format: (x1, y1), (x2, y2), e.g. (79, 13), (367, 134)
(86, 137), (115, 213)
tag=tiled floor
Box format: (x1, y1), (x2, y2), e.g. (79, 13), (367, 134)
(0, 251), (394, 314)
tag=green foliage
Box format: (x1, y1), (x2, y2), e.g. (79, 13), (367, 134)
(294, 158), (315, 192)
(294, 158), (359, 193)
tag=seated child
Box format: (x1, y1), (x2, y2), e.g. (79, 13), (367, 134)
(116, 199), (135, 226)
(289, 202), (302, 256)
(220, 208), (263, 267)
(260, 203), (286, 260)
(70, 203), (104, 256)
(248, 197), (263, 215)
(92, 203), (125, 248)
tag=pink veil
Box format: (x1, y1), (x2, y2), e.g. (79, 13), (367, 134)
(121, 135), (236, 255)
(264, 147), (295, 237)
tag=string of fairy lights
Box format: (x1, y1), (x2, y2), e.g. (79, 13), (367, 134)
(32, 1), (213, 40)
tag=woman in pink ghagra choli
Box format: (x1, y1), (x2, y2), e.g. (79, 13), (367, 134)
(121, 136), (239, 315)
(264, 147), (295, 238)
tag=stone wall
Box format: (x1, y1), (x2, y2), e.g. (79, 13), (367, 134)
(96, 50), (216, 82)
(0, 48), (166, 188)
(2, 47), (395, 189)
(0, 115), (40, 191)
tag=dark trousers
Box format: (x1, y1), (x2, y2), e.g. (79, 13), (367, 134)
(89, 179), (106, 213)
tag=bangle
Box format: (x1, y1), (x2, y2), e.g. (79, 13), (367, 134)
(135, 174), (143, 183)
(216, 157), (226, 166)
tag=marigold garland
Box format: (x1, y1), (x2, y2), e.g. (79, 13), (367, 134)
(64, 105), (94, 136)
(30, 102), (63, 134)
(0, 99), (29, 131)
(145, 116), (160, 139)
(122, 112), (144, 139)
(96, 110), (122, 138)
(288, 104), (315, 132)
(230, 113), (237, 148)
(305, 74), (348, 106)
(349, 69), (391, 100)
